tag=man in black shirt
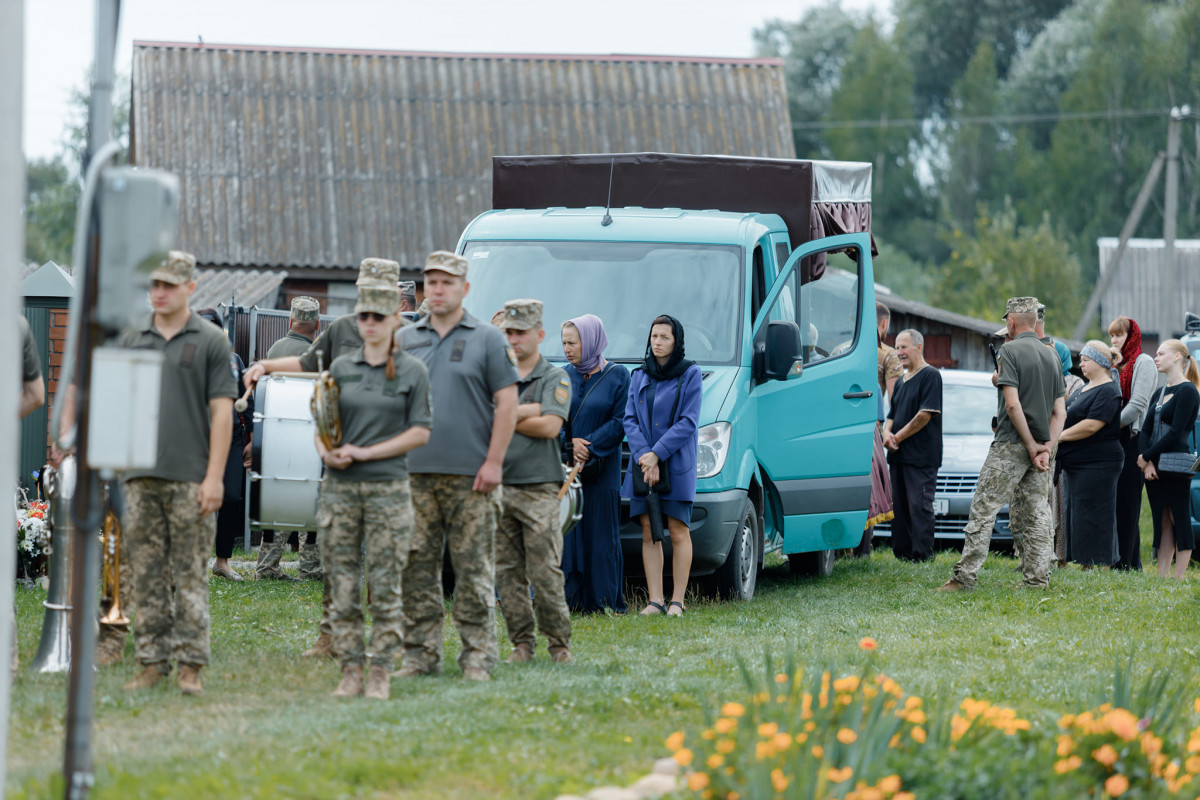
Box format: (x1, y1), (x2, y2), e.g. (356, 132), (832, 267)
(883, 329), (943, 561)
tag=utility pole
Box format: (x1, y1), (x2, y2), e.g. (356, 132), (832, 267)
(0, 0), (25, 787)
(1162, 107), (1183, 338)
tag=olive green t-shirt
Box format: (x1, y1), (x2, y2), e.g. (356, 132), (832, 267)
(19, 316), (41, 381)
(327, 347), (433, 482)
(995, 331), (1066, 444)
(266, 330), (314, 359)
(120, 312), (238, 483)
(298, 315), (362, 373)
(503, 357), (572, 485)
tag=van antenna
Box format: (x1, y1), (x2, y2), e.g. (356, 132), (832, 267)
(601, 158), (615, 227)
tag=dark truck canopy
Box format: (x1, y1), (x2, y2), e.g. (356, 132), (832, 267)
(491, 152), (875, 281)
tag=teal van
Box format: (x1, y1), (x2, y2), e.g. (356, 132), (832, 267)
(456, 153), (879, 599)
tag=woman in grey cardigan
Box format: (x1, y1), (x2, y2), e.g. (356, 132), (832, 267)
(1109, 316), (1159, 571)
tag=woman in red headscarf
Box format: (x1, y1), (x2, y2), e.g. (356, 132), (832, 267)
(1108, 316), (1159, 570)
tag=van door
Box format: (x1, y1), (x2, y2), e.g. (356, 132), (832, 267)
(751, 233), (876, 555)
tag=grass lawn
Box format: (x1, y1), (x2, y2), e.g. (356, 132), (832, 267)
(7, 514), (1197, 798)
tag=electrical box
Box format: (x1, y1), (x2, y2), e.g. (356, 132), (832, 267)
(87, 347), (163, 470)
(96, 167), (180, 332)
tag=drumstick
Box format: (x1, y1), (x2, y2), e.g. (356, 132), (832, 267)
(234, 384), (254, 413)
(557, 462), (583, 501)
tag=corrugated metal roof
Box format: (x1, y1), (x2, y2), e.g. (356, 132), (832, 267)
(1098, 238), (1200, 339)
(191, 267), (288, 310)
(878, 289), (1084, 353)
(131, 42), (795, 271)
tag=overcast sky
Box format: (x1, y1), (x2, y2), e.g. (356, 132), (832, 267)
(22, 0), (887, 161)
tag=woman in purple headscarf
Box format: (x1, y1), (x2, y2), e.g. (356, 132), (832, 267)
(560, 315), (631, 613)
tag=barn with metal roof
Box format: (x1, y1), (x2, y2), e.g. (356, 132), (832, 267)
(130, 41), (795, 314)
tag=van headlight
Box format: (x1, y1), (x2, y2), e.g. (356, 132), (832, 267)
(696, 422), (732, 479)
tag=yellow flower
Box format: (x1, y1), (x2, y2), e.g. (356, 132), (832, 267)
(1058, 713), (1076, 729)
(888, 734), (901, 748)
(758, 722), (779, 737)
(716, 739), (736, 754)
(1092, 744), (1119, 768)
(721, 702), (745, 718)
(904, 696), (923, 710)
(755, 741), (776, 761)
(1054, 756), (1082, 774)
(911, 727), (927, 744)
(771, 768), (788, 792)
(951, 716), (971, 742)
(1106, 709), (1139, 742)
(804, 721), (816, 732)
(775, 673), (789, 684)
(773, 733), (793, 751)
(701, 729), (716, 741)
(879, 775), (902, 793)
(812, 745), (824, 758)
(726, 793), (740, 800)
(688, 772), (711, 791)
(1056, 735), (1075, 757)
(859, 637), (878, 651)
(1104, 774), (1129, 796)
(894, 794), (915, 800)
(834, 676), (860, 693)
(665, 731), (685, 752)
(706, 754), (724, 769)
(827, 766), (854, 783)
(905, 710), (927, 725)
(1193, 698), (1200, 714)
(715, 717), (737, 735)
(673, 748), (694, 766)
(1186, 754), (1200, 773)
(837, 728), (858, 744)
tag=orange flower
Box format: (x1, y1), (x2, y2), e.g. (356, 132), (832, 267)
(1104, 774), (1129, 796)
(721, 702), (746, 717)
(758, 722), (779, 737)
(827, 766), (854, 783)
(687, 772), (710, 791)
(834, 676), (861, 693)
(673, 748), (694, 767)
(1054, 756), (1082, 774)
(706, 754), (724, 769)
(1056, 735), (1075, 757)
(714, 718), (737, 735)
(812, 745), (825, 758)
(1092, 744), (1119, 768)
(879, 775), (902, 793)
(665, 731), (685, 752)
(775, 673), (789, 684)
(1106, 709), (1139, 742)
(859, 637), (878, 651)
(773, 733), (793, 751)
(837, 728), (858, 744)
(716, 739), (735, 754)
(894, 794), (915, 800)
(771, 769), (788, 792)
(910, 727), (927, 744)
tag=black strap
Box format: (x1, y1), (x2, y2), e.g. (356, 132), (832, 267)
(565, 363), (614, 447)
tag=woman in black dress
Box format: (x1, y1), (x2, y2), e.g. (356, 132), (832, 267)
(1138, 339), (1200, 579)
(1057, 341), (1123, 567)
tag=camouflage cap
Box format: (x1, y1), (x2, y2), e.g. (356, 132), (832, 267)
(357, 257), (401, 288)
(355, 285), (400, 316)
(1002, 296), (1039, 319)
(397, 280), (417, 297)
(490, 310), (507, 327)
(500, 298), (543, 331)
(416, 299), (431, 317)
(423, 250), (468, 278)
(150, 250), (196, 285)
(290, 295), (320, 322)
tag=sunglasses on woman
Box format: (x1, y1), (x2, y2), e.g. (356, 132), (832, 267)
(357, 312), (388, 322)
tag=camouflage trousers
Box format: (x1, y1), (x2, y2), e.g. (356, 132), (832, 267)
(951, 442), (1053, 589)
(402, 474), (499, 674)
(318, 478), (413, 670)
(496, 483), (572, 653)
(255, 530), (323, 579)
(123, 478), (213, 666)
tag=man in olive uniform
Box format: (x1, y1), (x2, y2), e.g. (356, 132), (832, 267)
(398, 281), (417, 314)
(495, 299), (574, 665)
(244, 259), (400, 658)
(254, 296), (323, 582)
(940, 297), (1065, 592)
(121, 251), (237, 695)
(397, 251), (518, 682)
(13, 315), (46, 676)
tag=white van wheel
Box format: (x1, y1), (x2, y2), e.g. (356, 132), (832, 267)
(713, 500), (759, 600)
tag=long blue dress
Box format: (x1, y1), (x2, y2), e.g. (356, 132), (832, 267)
(562, 362), (631, 613)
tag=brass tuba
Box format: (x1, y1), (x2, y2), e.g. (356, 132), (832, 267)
(310, 361), (342, 452)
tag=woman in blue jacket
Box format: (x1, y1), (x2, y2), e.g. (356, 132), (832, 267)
(622, 315), (702, 616)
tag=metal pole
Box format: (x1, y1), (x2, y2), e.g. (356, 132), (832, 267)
(1072, 152), (1166, 341)
(0, 0), (27, 791)
(1163, 108), (1182, 339)
(64, 1), (122, 797)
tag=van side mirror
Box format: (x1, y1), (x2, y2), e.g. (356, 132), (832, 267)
(764, 320), (802, 381)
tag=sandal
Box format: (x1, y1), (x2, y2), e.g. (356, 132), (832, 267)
(667, 601), (686, 617)
(640, 601), (667, 616)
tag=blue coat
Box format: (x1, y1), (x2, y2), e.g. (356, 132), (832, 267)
(621, 364), (702, 502)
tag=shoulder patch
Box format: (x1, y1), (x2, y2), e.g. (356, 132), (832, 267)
(555, 385), (569, 404)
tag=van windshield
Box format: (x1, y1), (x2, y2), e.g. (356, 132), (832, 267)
(460, 241), (744, 365)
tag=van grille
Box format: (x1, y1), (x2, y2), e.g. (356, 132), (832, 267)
(936, 474), (978, 494)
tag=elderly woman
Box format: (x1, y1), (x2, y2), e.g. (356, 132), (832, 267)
(622, 315), (702, 616)
(560, 315), (631, 614)
(1057, 341), (1123, 568)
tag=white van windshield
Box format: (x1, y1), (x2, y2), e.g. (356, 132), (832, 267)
(460, 241), (744, 365)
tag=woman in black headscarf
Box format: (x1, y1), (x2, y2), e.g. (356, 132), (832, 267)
(621, 315), (702, 616)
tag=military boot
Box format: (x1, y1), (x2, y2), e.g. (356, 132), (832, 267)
(178, 663), (204, 696)
(364, 664), (390, 700)
(550, 646), (573, 665)
(506, 643), (533, 664)
(302, 633), (335, 658)
(124, 662), (168, 691)
(96, 626), (127, 666)
(332, 663), (364, 697)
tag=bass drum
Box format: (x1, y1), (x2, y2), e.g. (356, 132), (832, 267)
(560, 464), (583, 536)
(249, 374), (322, 531)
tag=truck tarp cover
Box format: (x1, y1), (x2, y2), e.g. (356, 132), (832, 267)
(491, 152), (875, 281)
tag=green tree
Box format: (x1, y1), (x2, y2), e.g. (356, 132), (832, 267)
(24, 157), (79, 266)
(932, 199), (1083, 332)
(939, 41), (1005, 232)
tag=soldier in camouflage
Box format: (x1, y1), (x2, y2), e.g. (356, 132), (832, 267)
(255, 296), (323, 582)
(940, 297), (1066, 591)
(317, 281), (432, 699)
(495, 299), (574, 665)
(398, 251), (519, 682)
(120, 251), (237, 695)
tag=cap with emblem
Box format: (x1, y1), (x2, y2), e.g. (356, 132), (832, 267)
(423, 250), (468, 278)
(151, 250), (196, 285)
(290, 296), (320, 322)
(397, 280), (417, 296)
(357, 258), (401, 288)
(501, 298), (543, 331)
(355, 285), (400, 316)
(1002, 296), (1039, 320)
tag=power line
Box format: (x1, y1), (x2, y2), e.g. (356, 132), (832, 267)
(794, 107), (1174, 131)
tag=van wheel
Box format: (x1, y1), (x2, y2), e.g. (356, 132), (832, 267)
(713, 500), (759, 600)
(788, 548), (834, 577)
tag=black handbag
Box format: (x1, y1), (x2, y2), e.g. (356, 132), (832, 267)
(1151, 399), (1200, 475)
(632, 376), (683, 498)
(565, 364), (616, 483)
